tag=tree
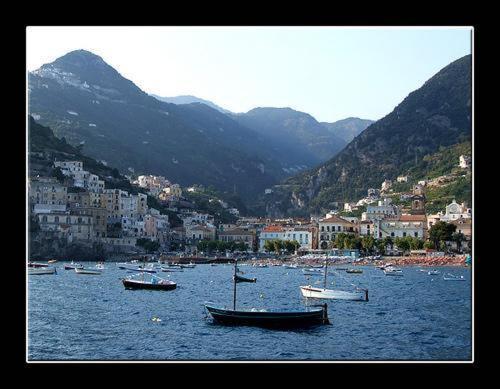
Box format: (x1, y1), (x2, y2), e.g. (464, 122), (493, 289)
(264, 240), (275, 253)
(423, 241), (435, 250)
(452, 232), (466, 253)
(273, 240), (283, 254)
(394, 237), (410, 255)
(334, 233), (348, 249)
(429, 221), (457, 249)
(361, 236), (375, 254)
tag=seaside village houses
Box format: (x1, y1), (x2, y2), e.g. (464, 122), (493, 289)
(29, 161), (171, 255)
(29, 162), (472, 258)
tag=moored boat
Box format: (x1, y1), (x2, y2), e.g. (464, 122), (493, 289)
(205, 260), (330, 328)
(443, 273), (466, 281)
(346, 268), (363, 274)
(300, 259), (368, 301)
(122, 273), (177, 290)
(64, 262), (83, 270)
(29, 267), (56, 275)
(234, 274), (257, 283)
(300, 286), (367, 301)
(75, 267), (102, 275)
(204, 304), (329, 328)
(28, 262), (49, 268)
(384, 268), (403, 276)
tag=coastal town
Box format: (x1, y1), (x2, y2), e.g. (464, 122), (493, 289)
(28, 153), (472, 266)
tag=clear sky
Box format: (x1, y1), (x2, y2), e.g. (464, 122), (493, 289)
(27, 26), (472, 123)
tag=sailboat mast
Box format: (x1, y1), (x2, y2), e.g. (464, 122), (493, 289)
(233, 259), (237, 310)
(324, 259), (328, 289)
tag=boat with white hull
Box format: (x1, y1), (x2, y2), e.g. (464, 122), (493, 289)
(29, 267), (56, 275)
(75, 267), (102, 275)
(300, 260), (368, 301)
(300, 286), (367, 301)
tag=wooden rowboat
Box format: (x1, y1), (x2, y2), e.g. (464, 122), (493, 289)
(204, 304), (329, 328)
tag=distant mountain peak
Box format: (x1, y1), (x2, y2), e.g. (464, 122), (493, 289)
(151, 94), (232, 114)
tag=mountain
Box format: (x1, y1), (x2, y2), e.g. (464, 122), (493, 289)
(28, 50), (303, 201)
(232, 107), (348, 166)
(321, 117), (374, 144)
(29, 115), (137, 193)
(151, 94), (232, 115)
(264, 54), (472, 217)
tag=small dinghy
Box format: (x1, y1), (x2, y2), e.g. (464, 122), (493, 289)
(161, 266), (184, 272)
(384, 267), (403, 276)
(122, 273), (177, 290)
(64, 262), (83, 270)
(234, 274), (257, 283)
(28, 262), (49, 268)
(29, 267), (56, 275)
(443, 273), (466, 281)
(47, 259), (57, 264)
(179, 263), (196, 269)
(346, 268), (363, 274)
(428, 270), (440, 275)
(75, 267), (102, 275)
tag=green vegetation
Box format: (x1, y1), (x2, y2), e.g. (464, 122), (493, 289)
(268, 55), (472, 216)
(428, 221), (457, 250)
(263, 239), (300, 254)
(136, 238), (161, 253)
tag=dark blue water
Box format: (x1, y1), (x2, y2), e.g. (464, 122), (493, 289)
(28, 264), (472, 360)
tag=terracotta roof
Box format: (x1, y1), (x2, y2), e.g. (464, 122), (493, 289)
(263, 225), (285, 232)
(398, 214), (427, 222)
(320, 215), (354, 225)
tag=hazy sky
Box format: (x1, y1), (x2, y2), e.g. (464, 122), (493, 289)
(27, 26), (472, 122)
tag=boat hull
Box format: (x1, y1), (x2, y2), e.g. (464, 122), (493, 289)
(122, 279), (177, 290)
(204, 304), (329, 328)
(384, 270), (403, 276)
(300, 286), (367, 301)
(75, 268), (101, 275)
(28, 267), (56, 275)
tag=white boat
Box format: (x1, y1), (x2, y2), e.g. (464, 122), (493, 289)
(384, 268), (403, 276)
(300, 260), (368, 301)
(443, 273), (466, 281)
(300, 286), (367, 301)
(428, 270), (440, 275)
(64, 262), (83, 270)
(29, 267), (56, 275)
(75, 267), (102, 275)
(95, 263), (106, 270)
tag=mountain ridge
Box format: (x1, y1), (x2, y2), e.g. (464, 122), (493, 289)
(262, 54), (472, 216)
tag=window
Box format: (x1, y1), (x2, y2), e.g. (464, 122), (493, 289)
(54, 216), (59, 223)
(391, 232), (395, 237)
(414, 232), (418, 237)
(403, 232), (407, 237)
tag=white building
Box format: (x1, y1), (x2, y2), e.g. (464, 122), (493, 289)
(397, 175), (409, 183)
(381, 179), (392, 191)
(459, 155), (471, 169)
(427, 200), (472, 228)
(318, 215), (358, 249)
(377, 214), (427, 239)
(364, 198), (399, 221)
(258, 225), (312, 252)
(54, 161), (83, 175)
